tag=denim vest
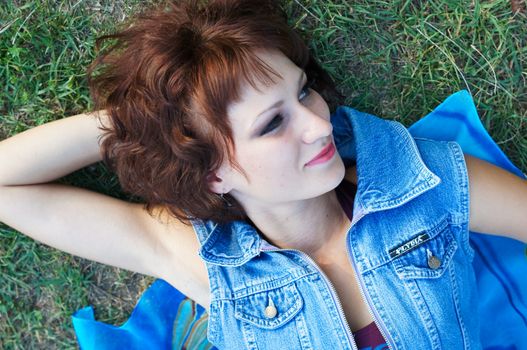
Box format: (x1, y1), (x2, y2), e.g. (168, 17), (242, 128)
(190, 106), (481, 349)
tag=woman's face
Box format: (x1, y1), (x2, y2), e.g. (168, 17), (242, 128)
(212, 50), (345, 208)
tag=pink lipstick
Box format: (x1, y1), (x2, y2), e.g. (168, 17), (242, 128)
(305, 143), (336, 166)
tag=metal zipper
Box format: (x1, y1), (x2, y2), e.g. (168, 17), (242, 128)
(344, 143), (440, 350)
(260, 246), (358, 350)
(345, 209), (395, 349)
(259, 204), (402, 348)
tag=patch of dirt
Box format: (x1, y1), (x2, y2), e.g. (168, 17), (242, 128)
(77, 257), (154, 325)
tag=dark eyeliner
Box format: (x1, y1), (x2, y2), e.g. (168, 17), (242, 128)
(299, 81), (311, 100)
(259, 78), (311, 136)
(260, 114), (284, 136)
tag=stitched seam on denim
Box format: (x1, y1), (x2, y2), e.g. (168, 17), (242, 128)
(235, 267), (312, 290)
(206, 301), (219, 345)
(206, 263), (221, 298)
(447, 141), (470, 224)
(349, 221), (388, 273)
(190, 218), (211, 245)
(392, 121), (427, 169)
(240, 320), (258, 350)
(233, 270), (315, 297)
(311, 274), (353, 348)
(200, 224), (221, 257)
(407, 280), (441, 349)
(418, 140), (463, 224)
(295, 312), (314, 349)
(362, 271), (398, 349)
(447, 141), (474, 261)
(192, 220), (221, 300)
(212, 270), (317, 300)
(449, 257), (470, 350)
(369, 179), (438, 210)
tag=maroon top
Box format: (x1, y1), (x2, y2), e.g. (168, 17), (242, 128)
(335, 177), (356, 221)
(352, 321), (388, 350)
(335, 179), (388, 350)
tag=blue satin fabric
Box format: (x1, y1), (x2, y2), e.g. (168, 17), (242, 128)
(408, 90), (527, 350)
(72, 91), (526, 349)
(72, 279), (216, 349)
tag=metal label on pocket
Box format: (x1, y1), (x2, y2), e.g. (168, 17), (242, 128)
(389, 233), (431, 259)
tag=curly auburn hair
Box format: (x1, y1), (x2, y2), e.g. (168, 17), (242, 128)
(89, 0), (342, 225)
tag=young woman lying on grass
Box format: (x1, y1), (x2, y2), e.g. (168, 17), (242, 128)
(0, 0), (526, 348)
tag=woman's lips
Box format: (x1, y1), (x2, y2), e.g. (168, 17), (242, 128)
(305, 143), (336, 166)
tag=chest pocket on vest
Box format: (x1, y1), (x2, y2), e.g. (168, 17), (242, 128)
(391, 219), (458, 279)
(234, 283), (303, 329)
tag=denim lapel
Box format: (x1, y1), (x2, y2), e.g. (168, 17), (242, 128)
(332, 106), (441, 215)
(196, 106), (442, 265)
(194, 219), (262, 266)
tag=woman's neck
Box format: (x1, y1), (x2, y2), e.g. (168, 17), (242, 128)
(244, 188), (351, 257)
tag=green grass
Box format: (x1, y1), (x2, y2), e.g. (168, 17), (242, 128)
(287, 0), (526, 168)
(1, 0), (526, 348)
(0, 1), (156, 348)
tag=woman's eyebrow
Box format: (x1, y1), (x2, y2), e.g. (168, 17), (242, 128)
(250, 70), (306, 127)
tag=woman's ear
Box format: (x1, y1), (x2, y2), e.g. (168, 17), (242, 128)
(207, 168), (234, 195)
(207, 172), (223, 194)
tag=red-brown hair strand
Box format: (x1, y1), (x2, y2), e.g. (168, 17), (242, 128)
(88, 0), (342, 224)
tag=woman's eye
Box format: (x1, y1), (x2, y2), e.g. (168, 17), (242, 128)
(260, 114), (284, 135)
(300, 76), (316, 100)
(259, 78), (314, 136)
(299, 82), (311, 101)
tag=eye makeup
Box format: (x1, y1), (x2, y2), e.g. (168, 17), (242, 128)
(258, 76), (313, 136)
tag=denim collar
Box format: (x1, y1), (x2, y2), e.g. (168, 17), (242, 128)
(194, 106), (441, 266)
(331, 106), (441, 216)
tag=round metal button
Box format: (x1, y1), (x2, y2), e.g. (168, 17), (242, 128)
(427, 255), (441, 269)
(264, 305), (277, 318)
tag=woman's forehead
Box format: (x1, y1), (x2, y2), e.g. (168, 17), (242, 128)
(227, 51), (302, 127)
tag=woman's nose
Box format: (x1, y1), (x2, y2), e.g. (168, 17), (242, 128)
(300, 107), (333, 144)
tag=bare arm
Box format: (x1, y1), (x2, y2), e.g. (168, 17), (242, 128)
(0, 112), (107, 186)
(0, 113), (209, 305)
(465, 154), (527, 242)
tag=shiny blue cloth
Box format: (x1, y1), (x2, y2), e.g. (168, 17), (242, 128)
(73, 91), (526, 349)
(408, 90), (527, 350)
(72, 279), (215, 349)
